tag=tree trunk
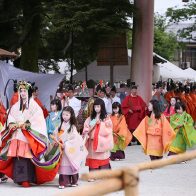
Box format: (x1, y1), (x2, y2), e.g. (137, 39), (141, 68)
(20, 0), (41, 72)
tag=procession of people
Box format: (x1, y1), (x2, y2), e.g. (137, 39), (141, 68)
(0, 79), (196, 189)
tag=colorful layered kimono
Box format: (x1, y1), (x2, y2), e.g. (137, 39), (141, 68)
(110, 114), (132, 152)
(169, 112), (196, 154)
(0, 98), (60, 184)
(133, 114), (176, 157)
(83, 116), (114, 169)
(57, 123), (88, 175)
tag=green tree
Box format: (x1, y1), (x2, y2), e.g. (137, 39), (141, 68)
(166, 1), (196, 39)
(154, 14), (179, 61)
(41, 0), (134, 70)
(0, 0), (134, 73)
(0, 0), (43, 72)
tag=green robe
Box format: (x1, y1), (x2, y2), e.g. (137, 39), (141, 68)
(169, 112), (196, 153)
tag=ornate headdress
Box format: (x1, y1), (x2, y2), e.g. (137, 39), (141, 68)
(17, 81), (32, 110)
(17, 81), (32, 90)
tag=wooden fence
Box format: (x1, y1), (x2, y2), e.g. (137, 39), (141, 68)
(57, 150), (196, 196)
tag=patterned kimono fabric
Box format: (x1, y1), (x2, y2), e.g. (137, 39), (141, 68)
(0, 98), (59, 185)
(169, 112), (196, 155)
(57, 122), (87, 186)
(110, 114), (132, 160)
(83, 116), (114, 171)
(133, 114), (176, 160)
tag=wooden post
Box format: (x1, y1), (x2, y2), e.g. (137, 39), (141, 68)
(131, 0), (154, 103)
(123, 167), (139, 196)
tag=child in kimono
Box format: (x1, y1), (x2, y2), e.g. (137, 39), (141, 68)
(110, 102), (132, 161)
(133, 99), (176, 161)
(168, 102), (196, 156)
(83, 98), (114, 173)
(163, 97), (176, 121)
(46, 99), (62, 139)
(51, 106), (87, 189)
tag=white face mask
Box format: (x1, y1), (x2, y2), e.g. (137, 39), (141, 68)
(94, 105), (101, 113)
(113, 108), (119, 114)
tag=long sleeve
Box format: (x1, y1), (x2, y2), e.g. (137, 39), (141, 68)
(121, 96), (131, 116)
(46, 115), (55, 136)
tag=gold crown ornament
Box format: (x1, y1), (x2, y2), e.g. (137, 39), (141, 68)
(17, 81), (32, 90)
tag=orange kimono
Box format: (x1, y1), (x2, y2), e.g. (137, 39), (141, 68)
(164, 91), (175, 103)
(180, 93), (191, 115)
(185, 94), (195, 120)
(133, 114), (176, 157)
(110, 114), (132, 151)
(190, 92), (196, 122)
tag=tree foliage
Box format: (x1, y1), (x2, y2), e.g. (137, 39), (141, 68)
(166, 1), (196, 39)
(154, 14), (179, 61)
(0, 0), (134, 73)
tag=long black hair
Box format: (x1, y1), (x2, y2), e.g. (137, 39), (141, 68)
(50, 99), (62, 111)
(175, 102), (186, 113)
(149, 99), (161, 120)
(90, 98), (107, 121)
(19, 86), (33, 111)
(58, 106), (78, 133)
(112, 102), (122, 116)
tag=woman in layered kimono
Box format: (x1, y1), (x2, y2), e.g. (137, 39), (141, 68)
(168, 102), (196, 155)
(0, 81), (59, 187)
(51, 106), (87, 189)
(163, 97), (176, 121)
(133, 100), (176, 160)
(110, 102), (132, 161)
(83, 98), (113, 173)
(46, 99), (62, 138)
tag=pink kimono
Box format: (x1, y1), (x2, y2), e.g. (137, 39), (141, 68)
(83, 116), (114, 169)
(163, 106), (175, 122)
(57, 122), (87, 186)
